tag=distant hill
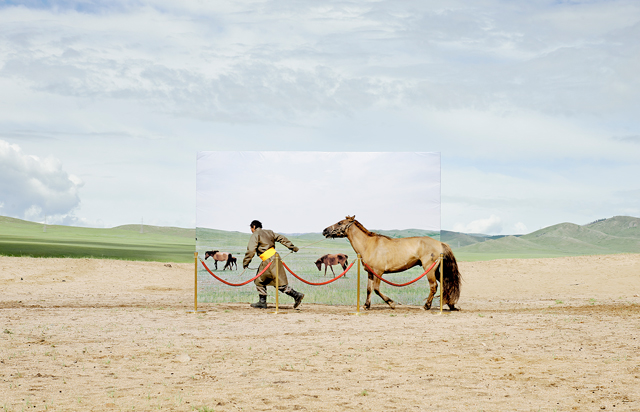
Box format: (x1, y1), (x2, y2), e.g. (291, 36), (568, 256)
(454, 216), (640, 260)
(115, 224), (195, 239)
(441, 230), (511, 248)
(3, 215), (639, 262)
(0, 216), (194, 262)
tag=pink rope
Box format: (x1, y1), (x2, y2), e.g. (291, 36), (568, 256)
(282, 261), (355, 286)
(200, 259), (272, 286)
(362, 260), (439, 287)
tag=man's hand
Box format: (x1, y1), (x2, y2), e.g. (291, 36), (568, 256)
(292, 246), (299, 252)
(243, 265), (249, 269)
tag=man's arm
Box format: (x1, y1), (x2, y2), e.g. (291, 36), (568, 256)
(243, 233), (259, 268)
(274, 233), (299, 252)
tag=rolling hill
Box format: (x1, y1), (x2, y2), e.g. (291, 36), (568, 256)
(2, 215), (639, 262)
(453, 216), (640, 260)
(0, 216), (195, 262)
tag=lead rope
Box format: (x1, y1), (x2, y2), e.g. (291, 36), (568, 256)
(280, 237), (329, 259)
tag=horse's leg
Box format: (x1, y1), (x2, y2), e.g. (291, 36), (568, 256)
(372, 273), (396, 309)
(364, 271), (374, 310)
(330, 265), (336, 276)
(424, 266), (438, 310)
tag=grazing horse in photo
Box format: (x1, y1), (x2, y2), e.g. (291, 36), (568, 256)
(315, 253), (349, 277)
(322, 215), (461, 311)
(224, 255), (238, 271)
(204, 250), (232, 270)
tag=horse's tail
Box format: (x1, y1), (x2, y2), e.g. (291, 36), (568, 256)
(440, 243), (461, 306)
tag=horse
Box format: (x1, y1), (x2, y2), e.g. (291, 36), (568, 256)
(224, 255), (238, 271)
(322, 215), (461, 311)
(204, 250), (232, 270)
(315, 253), (349, 277)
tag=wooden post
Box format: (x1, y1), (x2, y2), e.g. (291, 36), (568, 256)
(271, 255), (280, 314)
(187, 252), (205, 313)
(439, 253), (444, 314)
(357, 254), (361, 313)
(349, 254), (363, 316)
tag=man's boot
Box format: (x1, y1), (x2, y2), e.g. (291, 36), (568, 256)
(250, 295), (267, 309)
(286, 289), (305, 309)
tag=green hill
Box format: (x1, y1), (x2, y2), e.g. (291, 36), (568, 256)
(440, 230), (509, 248)
(3, 215), (639, 263)
(584, 216), (640, 238)
(454, 216), (640, 261)
(0, 216), (194, 262)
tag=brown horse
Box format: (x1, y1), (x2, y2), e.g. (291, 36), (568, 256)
(204, 250), (233, 270)
(224, 255), (238, 271)
(315, 253), (349, 277)
(322, 216), (461, 311)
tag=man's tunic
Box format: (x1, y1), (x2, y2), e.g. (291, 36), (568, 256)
(243, 228), (296, 289)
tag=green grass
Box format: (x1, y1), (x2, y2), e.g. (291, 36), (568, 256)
(196, 227), (440, 306)
(0, 216), (194, 263)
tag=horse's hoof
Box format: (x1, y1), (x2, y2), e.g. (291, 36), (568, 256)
(388, 301), (396, 309)
(448, 305), (460, 311)
(424, 304), (431, 310)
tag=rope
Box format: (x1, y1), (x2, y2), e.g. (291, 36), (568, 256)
(362, 259), (439, 287)
(200, 259), (272, 286)
(280, 238), (328, 259)
(282, 260), (355, 286)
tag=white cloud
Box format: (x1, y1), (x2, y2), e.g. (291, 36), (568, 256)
(2, 1), (638, 123)
(513, 222), (527, 234)
(0, 139), (83, 222)
(454, 214), (503, 235)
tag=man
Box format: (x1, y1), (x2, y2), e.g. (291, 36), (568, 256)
(243, 220), (305, 309)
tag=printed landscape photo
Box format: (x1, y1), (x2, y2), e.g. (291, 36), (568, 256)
(196, 152), (441, 305)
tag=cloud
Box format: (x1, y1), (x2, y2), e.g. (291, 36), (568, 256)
(454, 214), (503, 235)
(1, 1), (638, 124)
(0, 139), (83, 221)
(613, 135), (640, 144)
(513, 222), (527, 234)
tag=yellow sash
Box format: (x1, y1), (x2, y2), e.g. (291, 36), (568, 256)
(259, 247), (276, 261)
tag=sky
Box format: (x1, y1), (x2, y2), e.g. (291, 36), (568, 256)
(196, 152), (440, 233)
(0, 0), (639, 235)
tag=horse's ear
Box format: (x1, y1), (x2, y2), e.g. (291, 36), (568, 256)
(346, 215), (355, 221)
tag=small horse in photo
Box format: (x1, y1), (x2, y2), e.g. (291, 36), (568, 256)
(224, 255), (238, 271)
(315, 253), (349, 277)
(205, 250), (232, 270)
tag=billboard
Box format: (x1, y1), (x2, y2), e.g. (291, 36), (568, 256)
(196, 152), (440, 306)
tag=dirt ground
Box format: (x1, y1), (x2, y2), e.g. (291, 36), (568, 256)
(1, 254), (639, 411)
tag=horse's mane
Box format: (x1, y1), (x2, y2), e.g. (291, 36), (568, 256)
(353, 220), (392, 240)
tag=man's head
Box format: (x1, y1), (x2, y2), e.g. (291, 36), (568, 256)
(250, 220), (262, 233)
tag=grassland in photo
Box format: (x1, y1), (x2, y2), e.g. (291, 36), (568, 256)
(196, 227), (442, 306)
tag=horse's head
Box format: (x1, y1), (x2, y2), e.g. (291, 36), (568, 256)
(322, 215), (356, 238)
(314, 258), (323, 271)
(204, 250), (218, 260)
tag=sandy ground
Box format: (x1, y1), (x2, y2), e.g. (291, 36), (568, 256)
(1, 254), (639, 411)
